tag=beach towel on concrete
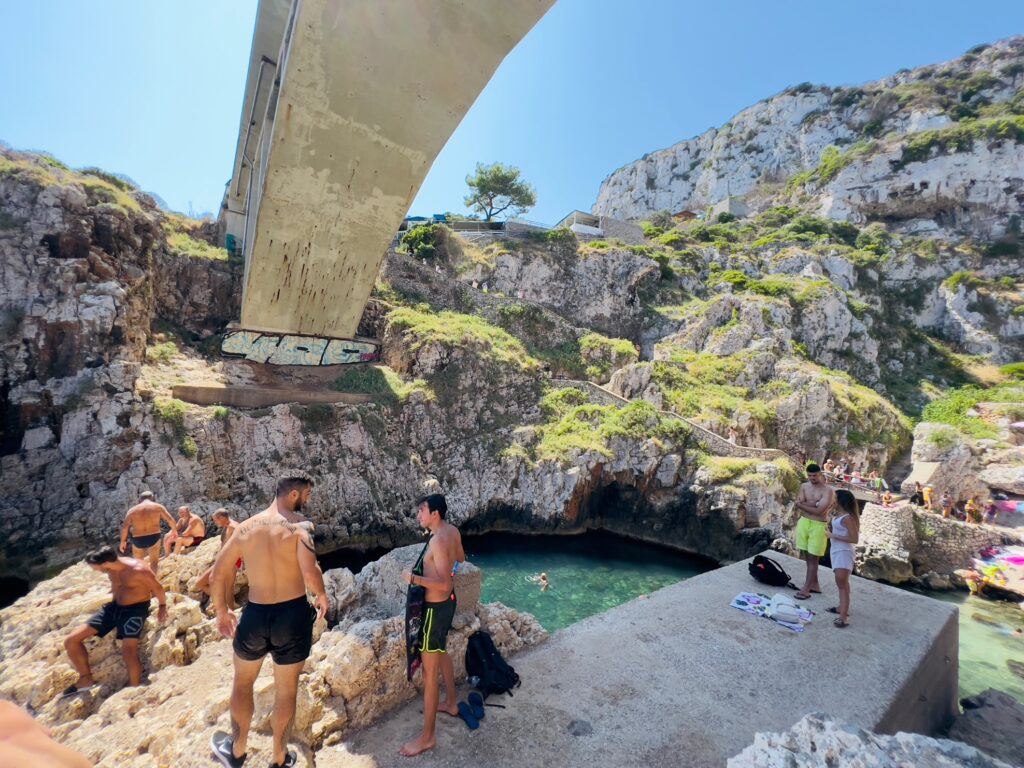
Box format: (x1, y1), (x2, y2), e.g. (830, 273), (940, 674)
(730, 591), (814, 632)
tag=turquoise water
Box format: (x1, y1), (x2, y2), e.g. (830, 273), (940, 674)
(919, 590), (1024, 704)
(464, 531), (714, 632)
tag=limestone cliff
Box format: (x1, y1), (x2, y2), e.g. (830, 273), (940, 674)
(594, 37), (1024, 242)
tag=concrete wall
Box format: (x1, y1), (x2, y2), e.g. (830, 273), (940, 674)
(236, 0), (555, 338)
(598, 215), (645, 245)
(910, 510), (1005, 574)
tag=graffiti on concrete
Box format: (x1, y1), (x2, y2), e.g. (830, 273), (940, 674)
(221, 330), (380, 366)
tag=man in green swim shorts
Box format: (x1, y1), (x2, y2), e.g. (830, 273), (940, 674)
(794, 463), (835, 600)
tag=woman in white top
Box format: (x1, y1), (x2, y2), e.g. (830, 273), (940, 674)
(826, 489), (860, 628)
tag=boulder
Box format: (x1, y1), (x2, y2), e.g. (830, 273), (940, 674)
(729, 712), (1015, 767)
(948, 688), (1024, 767)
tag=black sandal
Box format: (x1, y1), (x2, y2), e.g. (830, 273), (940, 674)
(834, 618), (849, 628)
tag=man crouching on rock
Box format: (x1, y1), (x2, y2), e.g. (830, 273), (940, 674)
(400, 493), (465, 757)
(62, 546), (169, 696)
(209, 470), (328, 768)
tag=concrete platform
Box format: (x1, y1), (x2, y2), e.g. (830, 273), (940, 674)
(171, 383), (372, 408)
(319, 552), (958, 768)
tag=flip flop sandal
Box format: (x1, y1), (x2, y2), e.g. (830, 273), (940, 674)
(468, 691), (486, 721)
(793, 592), (812, 600)
(270, 752), (296, 768)
(457, 701), (480, 730)
(833, 618), (849, 628)
(826, 606), (840, 614)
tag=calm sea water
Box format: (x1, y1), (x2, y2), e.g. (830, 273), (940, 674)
(463, 531), (714, 632)
(918, 590), (1024, 704)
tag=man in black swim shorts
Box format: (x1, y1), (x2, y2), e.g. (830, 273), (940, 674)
(420, 594), (456, 654)
(399, 494), (465, 757)
(119, 491), (177, 574)
(63, 547), (168, 694)
(209, 472), (328, 768)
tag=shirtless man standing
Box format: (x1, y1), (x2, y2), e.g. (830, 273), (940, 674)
(162, 505), (206, 556)
(62, 547), (168, 694)
(195, 509), (241, 611)
(399, 493), (465, 757)
(209, 472), (327, 768)
(119, 491), (177, 574)
(794, 463), (836, 600)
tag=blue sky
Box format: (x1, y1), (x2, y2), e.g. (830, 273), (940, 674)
(2, 1), (1023, 223)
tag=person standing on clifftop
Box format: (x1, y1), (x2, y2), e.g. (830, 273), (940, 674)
(119, 491), (177, 575)
(793, 463), (835, 601)
(62, 546), (168, 696)
(209, 471), (328, 768)
(399, 493), (465, 758)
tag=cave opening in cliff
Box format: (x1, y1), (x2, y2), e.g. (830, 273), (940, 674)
(0, 576), (30, 610)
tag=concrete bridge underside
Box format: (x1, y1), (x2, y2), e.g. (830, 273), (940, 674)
(224, 0), (555, 340)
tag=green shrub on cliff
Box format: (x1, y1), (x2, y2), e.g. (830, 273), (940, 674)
(388, 307), (539, 372)
(145, 341), (177, 364)
(526, 389), (690, 463)
(921, 382), (1024, 438)
(895, 116), (1024, 169)
(331, 365), (427, 406)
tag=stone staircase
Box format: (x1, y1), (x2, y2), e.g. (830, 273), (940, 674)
(549, 378), (793, 462)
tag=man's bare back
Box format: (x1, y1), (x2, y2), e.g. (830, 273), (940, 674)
(216, 508), (312, 604)
(123, 500), (175, 537)
(105, 557), (164, 604)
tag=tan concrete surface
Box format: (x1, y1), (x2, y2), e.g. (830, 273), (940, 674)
(317, 552), (958, 768)
(238, 0), (555, 338)
(171, 383), (371, 407)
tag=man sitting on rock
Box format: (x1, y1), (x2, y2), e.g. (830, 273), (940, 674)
(195, 508), (242, 612)
(118, 491), (177, 575)
(209, 471), (327, 768)
(793, 463), (835, 601)
(62, 546), (168, 696)
(162, 505), (206, 556)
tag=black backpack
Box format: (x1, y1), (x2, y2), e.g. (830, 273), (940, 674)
(465, 630), (521, 698)
(748, 555), (796, 589)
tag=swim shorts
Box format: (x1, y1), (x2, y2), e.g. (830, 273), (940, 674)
(233, 595), (315, 665)
(420, 593), (457, 654)
(87, 600), (151, 640)
(795, 517), (828, 557)
(130, 532), (161, 550)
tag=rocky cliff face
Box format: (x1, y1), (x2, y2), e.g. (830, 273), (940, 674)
(595, 37), (1024, 243)
(0, 148), (799, 582)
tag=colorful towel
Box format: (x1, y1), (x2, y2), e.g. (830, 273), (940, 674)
(730, 591), (814, 632)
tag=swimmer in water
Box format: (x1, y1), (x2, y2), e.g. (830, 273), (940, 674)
(539, 572), (549, 592)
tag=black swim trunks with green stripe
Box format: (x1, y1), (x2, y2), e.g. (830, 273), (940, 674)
(419, 593), (456, 653)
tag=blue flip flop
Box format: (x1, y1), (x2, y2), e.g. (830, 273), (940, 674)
(457, 701), (479, 730)
(467, 691), (485, 721)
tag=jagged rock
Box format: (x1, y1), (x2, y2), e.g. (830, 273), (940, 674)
(0, 561), (219, 720)
(978, 465), (1024, 496)
(1, 542), (546, 767)
(948, 689), (1024, 767)
(728, 712), (1015, 767)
